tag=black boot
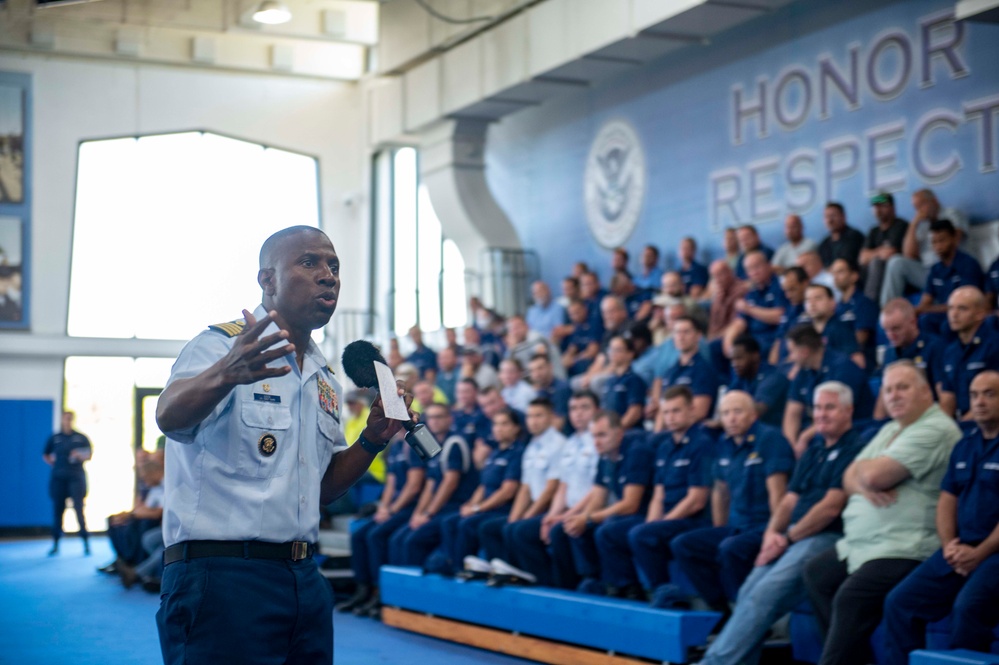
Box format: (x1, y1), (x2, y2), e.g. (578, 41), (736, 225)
(335, 584), (371, 613)
(47, 541), (59, 557)
(354, 589), (381, 617)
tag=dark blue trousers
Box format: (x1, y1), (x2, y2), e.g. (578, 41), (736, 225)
(478, 515), (515, 562)
(441, 509), (508, 571)
(506, 517), (551, 585)
(350, 510), (412, 586)
(390, 507), (457, 568)
(157, 556), (333, 665)
(670, 525), (764, 610)
(592, 515), (646, 587)
(883, 549), (999, 665)
(549, 522), (583, 590)
(627, 518), (705, 590)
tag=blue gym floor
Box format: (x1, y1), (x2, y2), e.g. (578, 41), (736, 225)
(0, 536), (533, 665)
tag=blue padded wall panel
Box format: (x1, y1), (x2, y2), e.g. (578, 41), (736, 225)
(0, 400), (54, 527)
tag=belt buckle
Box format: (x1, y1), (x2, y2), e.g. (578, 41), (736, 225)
(291, 541), (309, 561)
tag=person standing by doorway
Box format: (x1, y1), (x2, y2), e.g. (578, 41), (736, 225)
(43, 410), (92, 556)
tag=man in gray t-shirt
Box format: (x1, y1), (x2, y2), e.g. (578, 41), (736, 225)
(880, 189), (969, 306)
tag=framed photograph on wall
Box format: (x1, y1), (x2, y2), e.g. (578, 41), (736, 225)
(0, 71), (30, 331)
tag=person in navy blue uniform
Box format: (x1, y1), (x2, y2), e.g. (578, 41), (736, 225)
(986, 255), (999, 311)
(390, 407), (477, 569)
(671, 390), (795, 614)
(679, 237), (709, 299)
(768, 267), (809, 366)
(726, 251), (787, 356)
(451, 378), (491, 444)
(43, 411), (93, 556)
(337, 429), (427, 617)
(882, 370), (999, 664)
(611, 270), (653, 322)
(729, 335), (789, 428)
(916, 219), (985, 335)
(529, 353), (572, 432)
(600, 335), (647, 430)
(440, 408), (524, 573)
(155, 226), (411, 665)
(659, 316), (718, 422)
(698, 381), (866, 665)
(875, 299), (945, 417)
(831, 259), (878, 370)
(734, 225), (775, 280)
(405, 325), (438, 381)
(552, 410), (654, 595)
(939, 286), (999, 419)
(804, 284), (863, 368)
(617, 387), (713, 598)
(579, 271), (608, 338)
(561, 299), (602, 377)
(783, 324), (872, 456)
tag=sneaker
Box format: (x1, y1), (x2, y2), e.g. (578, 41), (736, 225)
(576, 577), (607, 596)
(456, 555), (493, 581)
(489, 558), (536, 584)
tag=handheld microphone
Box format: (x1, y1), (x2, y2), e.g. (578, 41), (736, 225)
(341, 340), (442, 460)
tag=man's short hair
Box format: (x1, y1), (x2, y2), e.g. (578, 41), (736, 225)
(929, 219), (956, 236)
(425, 402), (450, 416)
(732, 334), (761, 355)
(459, 377), (480, 391)
(259, 225), (325, 268)
(614, 247), (629, 261)
(738, 224), (759, 235)
(883, 359), (930, 387)
(832, 258), (860, 274)
(645, 244), (660, 258)
(569, 389), (600, 408)
(784, 266), (809, 284)
(682, 236), (697, 250)
(610, 334), (636, 354)
(480, 385), (501, 397)
(529, 353), (551, 365)
(825, 202), (845, 215)
(564, 276), (579, 289)
(806, 283), (835, 299)
(528, 397), (554, 411)
(662, 385), (694, 404)
(787, 324), (823, 350)
(592, 409), (623, 430)
(501, 357), (524, 371)
(673, 315), (705, 334)
(814, 381), (853, 407)
(881, 298), (916, 319)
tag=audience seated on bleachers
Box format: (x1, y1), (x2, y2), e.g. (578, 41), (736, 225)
(527, 353), (572, 432)
(804, 284), (864, 368)
(729, 334), (789, 429)
(498, 358), (537, 413)
(620, 387), (712, 600)
(725, 251), (788, 356)
(831, 258), (879, 369)
(610, 270), (653, 322)
(876, 298), (945, 418)
(671, 391), (795, 615)
(506, 390), (600, 588)
(734, 225), (775, 280)
(772, 214), (818, 273)
(938, 286), (999, 419)
(476, 398), (567, 579)
(883, 370), (999, 664)
(696, 381), (865, 665)
(859, 192), (908, 303)
(656, 316), (717, 422)
(678, 237), (708, 299)
(783, 324), (872, 456)
(818, 202), (865, 269)
(706, 260), (747, 340)
(525, 280), (565, 340)
(560, 298), (601, 377)
(796, 250), (839, 299)
(768, 266), (809, 366)
(451, 378), (491, 446)
(552, 410), (653, 596)
(634, 244), (664, 293)
(579, 271), (607, 335)
(405, 325), (438, 382)
(722, 227), (741, 272)
(657, 271), (706, 328)
(505, 315), (562, 379)
(475, 386), (514, 467)
(986, 251), (999, 311)
(802, 360), (962, 665)
(459, 344), (500, 391)
(882, 188), (970, 306)
(916, 219), (985, 335)
(600, 335), (647, 430)
(434, 346), (460, 404)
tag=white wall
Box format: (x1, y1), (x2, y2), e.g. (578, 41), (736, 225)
(0, 51), (367, 409)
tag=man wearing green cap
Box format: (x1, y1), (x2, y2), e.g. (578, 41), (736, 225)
(859, 192), (908, 302)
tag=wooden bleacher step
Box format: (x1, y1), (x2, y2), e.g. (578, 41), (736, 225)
(379, 565), (722, 664)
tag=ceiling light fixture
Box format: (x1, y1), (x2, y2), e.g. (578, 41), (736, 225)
(252, 1), (292, 25)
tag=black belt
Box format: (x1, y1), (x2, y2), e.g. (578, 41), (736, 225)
(163, 540), (315, 565)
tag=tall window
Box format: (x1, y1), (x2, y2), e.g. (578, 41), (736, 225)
(67, 131), (320, 341)
(385, 147), (466, 337)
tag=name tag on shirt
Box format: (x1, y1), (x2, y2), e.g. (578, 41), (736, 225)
(744, 457), (763, 466)
(494, 459), (509, 466)
(984, 463), (999, 471)
(674, 459), (691, 467)
(956, 462), (968, 469)
(827, 450), (840, 461)
(968, 362), (986, 370)
(254, 393), (281, 404)
(718, 458), (731, 467)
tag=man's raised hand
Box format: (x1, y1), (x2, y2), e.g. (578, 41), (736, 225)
(219, 309), (295, 387)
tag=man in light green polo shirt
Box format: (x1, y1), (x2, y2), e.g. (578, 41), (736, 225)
(801, 359), (962, 665)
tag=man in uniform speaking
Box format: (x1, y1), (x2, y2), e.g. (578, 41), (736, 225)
(155, 226), (407, 665)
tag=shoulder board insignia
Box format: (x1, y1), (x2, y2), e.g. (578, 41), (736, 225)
(208, 319), (247, 337)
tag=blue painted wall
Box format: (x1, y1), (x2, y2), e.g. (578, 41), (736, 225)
(485, 0), (999, 286)
(0, 400), (55, 528)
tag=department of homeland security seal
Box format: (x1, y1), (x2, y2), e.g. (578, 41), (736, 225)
(584, 119), (646, 249)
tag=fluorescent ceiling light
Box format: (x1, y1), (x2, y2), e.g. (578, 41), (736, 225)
(253, 1), (292, 25)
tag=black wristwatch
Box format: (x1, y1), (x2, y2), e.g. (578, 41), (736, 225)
(357, 434), (388, 456)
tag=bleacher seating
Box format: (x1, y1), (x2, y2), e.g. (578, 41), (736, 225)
(909, 650), (999, 665)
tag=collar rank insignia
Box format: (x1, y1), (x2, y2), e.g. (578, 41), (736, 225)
(318, 378), (338, 417)
(259, 433), (277, 457)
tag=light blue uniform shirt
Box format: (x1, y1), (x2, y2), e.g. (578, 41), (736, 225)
(161, 304), (347, 548)
(526, 300), (566, 338)
(557, 431), (599, 508)
(521, 427), (567, 500)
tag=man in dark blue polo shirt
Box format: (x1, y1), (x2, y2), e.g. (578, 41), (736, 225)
(661, 316), (718, 422)
(939, 287), (999, 418)
(551, 410), (654, 596)
(986, 255), (999, 311)
(726, 251), (788, 357)
(804, 283), (863, 368)
(915, 219), (984, 335)
(783, 325), (872, 456)
(528, 353), (572, 432)
(680, 236), (709, 299)
(451, 379), (491, 444)
(699, 381), (866, 665)
(601, 335), (647, 430)
(831, 259), (878, 370)
(729, 335), (789, 428)
(883, 370), (999, 664)
(405, 325), (439, 381)
(876, 299), (945, 417)
(735, 225), (775, 280)
(671, 391), (795, 614)
(561, 299), (602, 377)
(612, 386), (714, 598)
(769, 267), (809, 366)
